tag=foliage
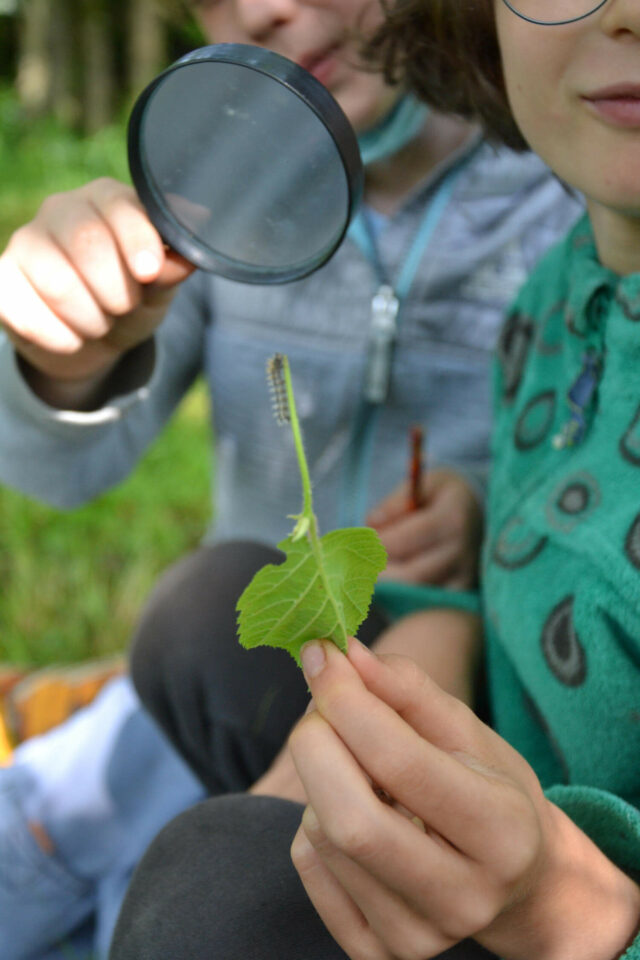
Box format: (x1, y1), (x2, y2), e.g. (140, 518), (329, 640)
(0, 383), (211, 666)
(238, 528), (388, 666)
(0, 85), (213, 669)
(0, 84), (129, 247)
(237, 356), (387, 666)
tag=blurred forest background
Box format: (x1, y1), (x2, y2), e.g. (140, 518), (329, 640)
(0, 0), (213, 666)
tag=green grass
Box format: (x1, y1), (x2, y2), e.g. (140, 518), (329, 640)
(0, 88), (212, 667)
(0, 87), (130, 246)
(0, 382), (212, 666)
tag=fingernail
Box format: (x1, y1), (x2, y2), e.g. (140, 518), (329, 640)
(133, 250), (160, 279)
(302, 804), (320, 834)
(56, 327), (83, 351)
(301, 642), (326, 680)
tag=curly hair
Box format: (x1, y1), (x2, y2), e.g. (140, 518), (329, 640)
(365, 0), (528, 151)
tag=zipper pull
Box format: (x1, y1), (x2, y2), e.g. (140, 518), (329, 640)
(552, 350), (602, 449)
(364, 284), (399, 404)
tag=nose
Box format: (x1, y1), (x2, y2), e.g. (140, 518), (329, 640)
(234, 0), (298, 41)
(598, 0), (640, 36)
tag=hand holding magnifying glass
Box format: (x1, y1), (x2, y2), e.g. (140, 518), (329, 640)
(128, 43), (363, 284)
(0, 44), (362, 407)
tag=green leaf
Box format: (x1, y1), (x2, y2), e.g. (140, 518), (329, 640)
(237, 526), (387, 665)
(237, 353), (388, 667)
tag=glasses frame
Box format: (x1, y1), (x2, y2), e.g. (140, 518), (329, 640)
(501, 0), (609, 25)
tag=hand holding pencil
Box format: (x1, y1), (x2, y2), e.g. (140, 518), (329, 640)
(407, 424), (425, 512)
(366, 425), (483, 589)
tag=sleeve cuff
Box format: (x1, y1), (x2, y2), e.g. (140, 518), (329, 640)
(373, 581), (480, 621)
(0, 334), (157, 430)
(545, 784), (640, 884)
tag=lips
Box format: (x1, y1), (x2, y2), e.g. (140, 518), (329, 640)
(297, 44), (341, 86)
(583, 83), (640, 127)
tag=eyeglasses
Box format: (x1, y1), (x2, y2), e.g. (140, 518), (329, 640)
(501, 0), (610, 25)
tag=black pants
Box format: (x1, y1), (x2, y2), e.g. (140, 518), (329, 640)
(110, 541), (496, 960)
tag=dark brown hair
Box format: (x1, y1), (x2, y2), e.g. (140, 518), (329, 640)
(366, 0), (528, 151)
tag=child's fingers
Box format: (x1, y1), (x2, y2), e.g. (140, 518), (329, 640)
(344, 637), (484, 757)
(41, 193), (142, 319)
(346, 638), (481, 751)
(8, 226), (112, 341)
(293, 811), (457, 960)
(373, 506), (441, 561)
(152, 249), (195, 290)
(87, 178), (166, 284)
(381, 539), (462, 586)
(89, 180), (195, 291)
(36, 180), (191, 323)
(295, 643), (523, 863)
(369, 470), (462, 531)
(0, 255), (83, 354)
(346, 639), (523, 803)
(366, 481), (412, 528)
(291, 822), (391, 960)
(290, 708), (488, 941)
(346, 640), (546, 867)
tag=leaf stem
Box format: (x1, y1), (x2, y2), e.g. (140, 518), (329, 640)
(282, 356), (313, 522)
(282, 357), (347, 648)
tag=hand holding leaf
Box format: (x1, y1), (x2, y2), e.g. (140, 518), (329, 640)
(237, 355), (387, 666)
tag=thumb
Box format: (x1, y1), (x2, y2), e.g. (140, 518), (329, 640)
(154, 248), (196, 288)
(140, 249), (197, 310)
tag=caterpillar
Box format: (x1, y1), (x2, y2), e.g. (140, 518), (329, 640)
(266, 353), (290, 425)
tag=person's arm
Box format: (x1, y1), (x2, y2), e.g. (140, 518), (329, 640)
(0, 291), (206, 508)
(0, 179), (207, 508)
(289, 638), (640, 960)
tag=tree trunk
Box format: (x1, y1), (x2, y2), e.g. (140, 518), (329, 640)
(49, 0), (78, 126)
(16, 0), (52, 116)
(128, 0), (166, 101)
(16, 0), (171, 130)
(81, 0), (114, 133)
(17, 0), (79, 125)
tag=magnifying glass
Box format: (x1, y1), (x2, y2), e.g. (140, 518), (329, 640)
(128, 43), (364, 284)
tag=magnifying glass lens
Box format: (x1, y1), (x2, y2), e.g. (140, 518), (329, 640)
(129, 46), (362, 284)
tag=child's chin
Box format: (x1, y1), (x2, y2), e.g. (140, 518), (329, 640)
(584, 174), (640, 221)
(608, 190), (640, 220)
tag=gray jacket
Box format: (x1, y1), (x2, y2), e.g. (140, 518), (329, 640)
(0, 139), (581, 546)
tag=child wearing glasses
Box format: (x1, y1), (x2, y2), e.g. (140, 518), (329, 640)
(110, 2), (640, 959)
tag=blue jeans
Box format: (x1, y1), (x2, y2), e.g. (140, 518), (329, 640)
(0, 676), (204, 960)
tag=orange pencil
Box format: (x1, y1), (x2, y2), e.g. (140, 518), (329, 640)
(407, 424), (425, 511)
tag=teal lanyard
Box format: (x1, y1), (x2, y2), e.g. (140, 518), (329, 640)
(348, 173), (457, 297)
(338, 142), (481, 526)
(357, 96), (429, 167)
(348, 147), (477, 404)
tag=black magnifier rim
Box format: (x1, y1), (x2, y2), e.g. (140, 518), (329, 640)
(128, 43), (363, 284)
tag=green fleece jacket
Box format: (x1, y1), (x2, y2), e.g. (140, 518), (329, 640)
(484, 213), (640, 957)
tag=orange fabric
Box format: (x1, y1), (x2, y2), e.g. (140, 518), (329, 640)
(0, 712), (13, 766)
(1, 658), (125, 746)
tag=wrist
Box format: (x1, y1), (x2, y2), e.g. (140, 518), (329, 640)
(17, 339), (154, 411)
(481, 802), (640, 960)
(20, 357), (119, 410)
